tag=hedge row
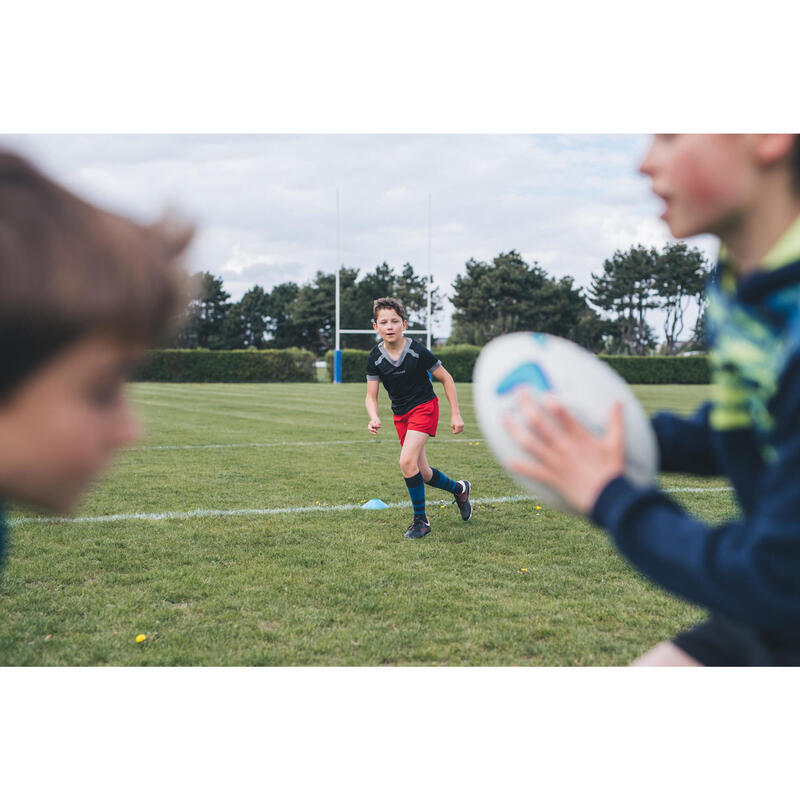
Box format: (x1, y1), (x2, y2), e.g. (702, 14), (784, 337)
(325, 349), (369, 383)
(601, 355), (710, 384)
(325, 347), (711, 384)
(132, 346), (710, 384)
(324, 345), (484, 383)
(133, 348), (316, 382)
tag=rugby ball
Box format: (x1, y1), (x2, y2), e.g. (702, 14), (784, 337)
(473, 332), (658, 512)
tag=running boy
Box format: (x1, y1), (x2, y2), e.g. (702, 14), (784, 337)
(506, 134), (800, 665)
(365, 297), (471, 539)
(0, 149), (192, 575)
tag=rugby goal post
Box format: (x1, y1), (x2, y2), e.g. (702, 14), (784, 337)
(333, 192), (433, 384)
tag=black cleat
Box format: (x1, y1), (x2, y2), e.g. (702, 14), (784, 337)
(404, 517), (431, 539)
(454, 480), (472, 521)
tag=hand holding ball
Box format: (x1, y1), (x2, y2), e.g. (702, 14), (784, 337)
(473, 333), (657, 514)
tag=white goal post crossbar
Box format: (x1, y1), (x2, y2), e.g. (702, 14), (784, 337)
(338, 329), (429, 335)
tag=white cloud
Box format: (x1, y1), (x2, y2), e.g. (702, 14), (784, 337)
(219, 245), (274, 277)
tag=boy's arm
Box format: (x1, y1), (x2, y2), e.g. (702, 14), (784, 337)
(365, 377), (381, 435)
(431, 365), (464, 434)
(651, 402), (722, 475)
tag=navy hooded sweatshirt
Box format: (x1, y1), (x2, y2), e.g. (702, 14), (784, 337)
(591, 215), (800, 639)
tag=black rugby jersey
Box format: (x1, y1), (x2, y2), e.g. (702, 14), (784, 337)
(366, 338), (441, 415)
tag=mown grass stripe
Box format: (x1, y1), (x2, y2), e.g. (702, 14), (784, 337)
(126, 438), (486, 451)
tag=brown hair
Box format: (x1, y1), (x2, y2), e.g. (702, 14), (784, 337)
(0, 150), (193, 399)
(372, 296), (407, 322)
(792, 134), (800, 194)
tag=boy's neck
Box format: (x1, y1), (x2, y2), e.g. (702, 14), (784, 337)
(719, 179), (800, 277)
(382, 336), (406, 356)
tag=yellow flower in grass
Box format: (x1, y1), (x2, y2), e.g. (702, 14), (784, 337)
(136, 634), (147, 643)
(535, 506), (542, 510)
(520, 568), (528, 573)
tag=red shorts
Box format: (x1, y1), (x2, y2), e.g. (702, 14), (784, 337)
(393, 397), (439, 446)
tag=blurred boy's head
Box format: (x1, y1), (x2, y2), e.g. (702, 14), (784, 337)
(0, 150), (193, 513)
(639, 134), (800, 240)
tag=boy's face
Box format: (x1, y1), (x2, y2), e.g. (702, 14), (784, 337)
(373, 308), (407, 344)
(639, 134), (756, 239)
(0, 335), (141, 514)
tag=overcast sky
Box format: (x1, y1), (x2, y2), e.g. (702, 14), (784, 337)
(2, 134), (716, 338)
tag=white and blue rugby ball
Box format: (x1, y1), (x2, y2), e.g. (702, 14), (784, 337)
(473, 332), (658, 512)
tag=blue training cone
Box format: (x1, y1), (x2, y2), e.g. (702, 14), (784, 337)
(362, 498), (389, 509)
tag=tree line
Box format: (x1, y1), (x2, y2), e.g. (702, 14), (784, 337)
(175, 262), (442, 355)
(174, 243), (710, 357)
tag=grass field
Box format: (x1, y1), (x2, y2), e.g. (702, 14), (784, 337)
(0, 382), (736, 666)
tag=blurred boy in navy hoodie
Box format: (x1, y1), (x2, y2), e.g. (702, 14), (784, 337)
(507, 135), (800, 666)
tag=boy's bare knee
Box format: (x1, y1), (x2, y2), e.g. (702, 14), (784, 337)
(399, 455), (417, 476)
(631, 641), (702, 666)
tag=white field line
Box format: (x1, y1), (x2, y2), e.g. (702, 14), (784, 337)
(10, 487), (732, 526)
(669, 487), (732, 493)
(125, 438), (485, 451)
(12, 494), (531, 525)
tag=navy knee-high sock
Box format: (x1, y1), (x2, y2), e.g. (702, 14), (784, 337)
(405, 472), (426, 519)
(426, 467), (460, 495)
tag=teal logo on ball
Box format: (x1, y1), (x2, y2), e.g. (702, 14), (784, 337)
(496, 362), (551, 395)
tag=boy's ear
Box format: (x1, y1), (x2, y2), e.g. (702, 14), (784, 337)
(752, 134), (797, 166)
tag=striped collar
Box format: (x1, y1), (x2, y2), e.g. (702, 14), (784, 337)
(717, 213), (800, 296)
(377, 338), (411, 366)
(719, 211), (800, 269)
(761, 212), (800, 270)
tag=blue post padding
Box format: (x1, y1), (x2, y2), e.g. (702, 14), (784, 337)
(334, 350), (343, 384)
